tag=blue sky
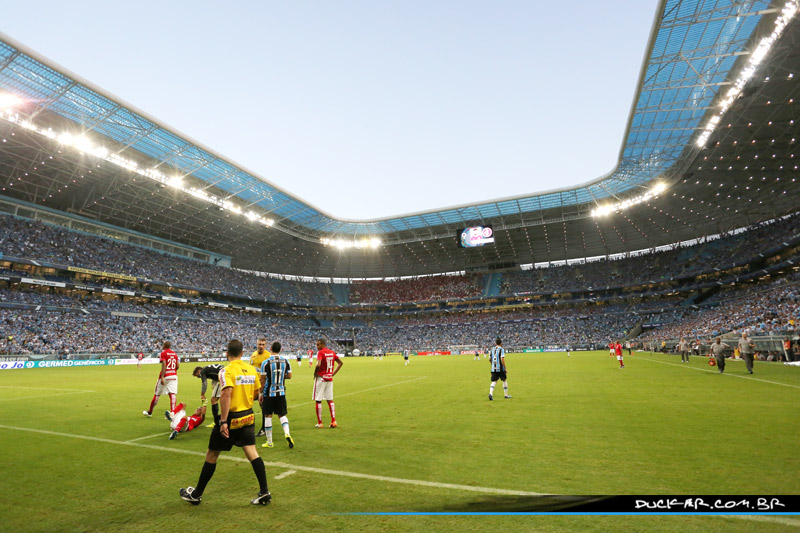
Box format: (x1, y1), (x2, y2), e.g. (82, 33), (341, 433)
(4, 1), (657, 219)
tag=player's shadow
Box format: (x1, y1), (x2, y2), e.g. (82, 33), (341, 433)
(431, 495), (612, 513)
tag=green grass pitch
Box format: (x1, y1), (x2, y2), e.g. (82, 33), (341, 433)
(1, 350), (798, 532)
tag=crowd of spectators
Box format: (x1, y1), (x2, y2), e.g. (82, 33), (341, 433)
(637, 275), (799, 342)
(2, 209), (799, 355)
(0, 213), (336, 305)
(2, 266), (797, 355)
(501, 215), (799, 295)
(349, 274), (484, 304)
(351, 312), (634, 352)
(3, 212), (799, 308)
(0, 302), (324, 356)
(1, 274), (796, 355)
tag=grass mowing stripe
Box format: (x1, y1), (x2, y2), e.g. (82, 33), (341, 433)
(0, 386), (95, 391)
(289, 376), (428, 408)
(0, 424), (543, 496)
(728, 515), (800, 527)
(629, 354), (800, 389)
(0, 390), (95, 402)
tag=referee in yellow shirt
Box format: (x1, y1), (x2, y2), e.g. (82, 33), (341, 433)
(180, 339), (271, 505)
(250, 337), (270, 437)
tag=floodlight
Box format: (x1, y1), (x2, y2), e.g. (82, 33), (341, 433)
(58, 132), (74, 145)
(167, 176), (184, 189)
(320, 236), (382, 250)
(73, 135), (93, 152)
(0, 93), (23, 110)
(652, 182), (667, 193)
(696, 1), (797, 147)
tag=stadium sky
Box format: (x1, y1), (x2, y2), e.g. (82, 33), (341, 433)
(4, 1), (656, 220)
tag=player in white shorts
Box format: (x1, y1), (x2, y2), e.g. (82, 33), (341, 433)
(155, 377), (178, 397)
(165, 402), (207, 440)
(313, 339), (343, 428)
(144, 341), (180, 416)
(313, 379), (334, 402)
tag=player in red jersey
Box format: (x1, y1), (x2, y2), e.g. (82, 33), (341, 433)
(143, 341), (180, 416)
(313, 338), (343, 428)
(608, 342), (615, 358)
(615, 341), (624, 369)
(137, 353), (143, 368)
(166, 401), (206, 440)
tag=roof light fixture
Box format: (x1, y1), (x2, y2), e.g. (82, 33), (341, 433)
(696, 1), (798, 148)
(591, 182), (668, 217)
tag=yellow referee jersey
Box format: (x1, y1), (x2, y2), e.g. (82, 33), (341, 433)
(219, 359), (260, 412)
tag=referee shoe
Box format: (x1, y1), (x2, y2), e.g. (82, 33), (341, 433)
(251, 491), (272, 505)
(179, 487), (202, 505)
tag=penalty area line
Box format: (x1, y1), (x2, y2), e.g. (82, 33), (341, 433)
(0, 424), (542, 496)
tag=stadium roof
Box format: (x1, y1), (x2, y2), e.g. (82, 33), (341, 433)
(1, 0), (799, 278)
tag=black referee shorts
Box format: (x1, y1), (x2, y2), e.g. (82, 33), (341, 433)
(207, 423), (255, 451)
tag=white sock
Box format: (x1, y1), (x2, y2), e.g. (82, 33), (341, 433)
(279, 415), (290, 436)
(489, 382), (496, 395)
(265, 419), (273, 443)
(503, 382), (509, 396)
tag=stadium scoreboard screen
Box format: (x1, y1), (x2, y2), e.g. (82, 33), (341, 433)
(459, 225), (494, 248)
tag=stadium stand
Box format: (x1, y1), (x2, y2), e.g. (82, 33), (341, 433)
(1, 265), (796, 355)
(3, 211), (798, 312)
(0, 213), (336, 305)
(1, 8), (800, 358)
(349, 274), (484, 304)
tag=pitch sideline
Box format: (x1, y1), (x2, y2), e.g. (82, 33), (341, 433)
(627, 353), (800, 389)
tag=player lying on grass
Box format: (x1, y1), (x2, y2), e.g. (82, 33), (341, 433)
(166, 401), (207, 440)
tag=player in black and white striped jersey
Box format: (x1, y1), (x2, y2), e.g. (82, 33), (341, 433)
(488, 338), (511, 400)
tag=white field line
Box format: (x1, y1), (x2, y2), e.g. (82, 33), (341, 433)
(275, 470), (296, 480)
(629, 354), (800, 389)
(127, 432), (171, 442)
(0, 424), (541, 496)
(289, 376), (428, 409)
(0, 390), (95, 402)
